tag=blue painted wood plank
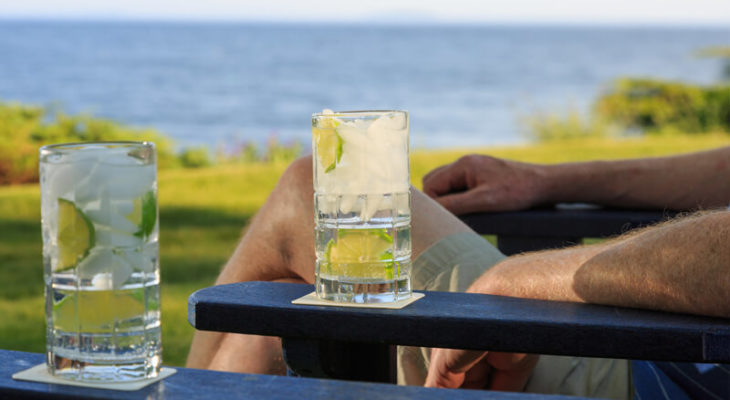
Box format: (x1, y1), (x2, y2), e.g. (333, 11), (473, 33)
(189, 281), (730, 362)
(460, 205), (675, 238)
(0, 350), (582, 400)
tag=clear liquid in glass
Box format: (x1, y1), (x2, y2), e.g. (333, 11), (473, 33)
(40, 143), (161, 382)
(312, 111), (411, 303)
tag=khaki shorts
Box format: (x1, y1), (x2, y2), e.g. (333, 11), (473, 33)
(398, 232), (631, 400)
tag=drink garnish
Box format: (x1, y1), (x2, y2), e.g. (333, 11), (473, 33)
(314, 110), (343, 173)
(132, 190), (156, 238)
(324, 229), (395, 279)
(56, 198), (95, 271)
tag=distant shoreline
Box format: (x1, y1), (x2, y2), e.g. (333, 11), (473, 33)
(1, 18), (730, 31)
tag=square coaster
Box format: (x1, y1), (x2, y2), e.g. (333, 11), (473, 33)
(12, 364), (177, 391)
(292, 292), (424, 309)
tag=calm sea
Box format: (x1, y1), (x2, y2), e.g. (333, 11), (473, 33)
(0, 21), (728, 149)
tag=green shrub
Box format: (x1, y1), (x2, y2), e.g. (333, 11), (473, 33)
(522, 109), (619, 142)
(595, 78), (730, 134)
(264, 136), (303, 164)
(0, 101), (176, 184)
(233, 142), (260, 164)
(179, 146), (212, 168)
(217, 136), (304, 165)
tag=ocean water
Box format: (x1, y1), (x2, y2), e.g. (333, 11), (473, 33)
(0, 21), (728, 149)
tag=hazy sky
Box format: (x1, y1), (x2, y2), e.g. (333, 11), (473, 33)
(2, 0), (730, 25)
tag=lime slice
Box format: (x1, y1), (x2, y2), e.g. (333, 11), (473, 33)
(131, 190), (156, 238)
(320, 239), (335, 276)
(52, 289), (145, 333)
(126, 199), (142, 226)
(313, 117), (343, 173)
(325, 229), (395, 279)
(57, 199), (95, 271)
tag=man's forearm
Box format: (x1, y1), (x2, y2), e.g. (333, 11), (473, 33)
(573, 211), (730, 317)
(474, 211), (730, 318)
(540, 146), (730, 210)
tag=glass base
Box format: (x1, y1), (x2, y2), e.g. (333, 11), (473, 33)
(47, 353), (161, 382)
(316, 276), (411, 303)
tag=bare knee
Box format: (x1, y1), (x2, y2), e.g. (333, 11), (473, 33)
(279, 155), (313, 191)
(264, 155), (314, 220)
(256, 155), (314, 227)
(223, 155), (316, 283)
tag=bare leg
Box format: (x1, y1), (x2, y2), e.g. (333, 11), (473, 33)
(186, 155), (475, 372)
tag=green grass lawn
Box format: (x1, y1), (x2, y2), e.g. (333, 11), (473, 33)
(1, 133), (729, 367)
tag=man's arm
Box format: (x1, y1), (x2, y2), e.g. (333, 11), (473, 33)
(426, 210), (730, 389)
(475, 211), (730, 316)
(541, 147), (730, 210)
(423, 146), (730, 214)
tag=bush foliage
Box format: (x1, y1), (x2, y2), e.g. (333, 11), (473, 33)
(523, 109), (619, 142)
(595, 78), (730, 134)
(179, 147), (213, 168)
(215, 135), (304, 165)
(528, 79), (730, 142)
(0, 102), (176, 184)
(0, 101), (307, 184)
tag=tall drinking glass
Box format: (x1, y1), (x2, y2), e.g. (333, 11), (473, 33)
(312, 110), (411, 303)
(40, 142), (161, 382)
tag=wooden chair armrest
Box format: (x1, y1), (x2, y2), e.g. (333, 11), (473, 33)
(460, 205), (678, 254)
(0, 349), (585, 400)
(189, 282), (730, 381)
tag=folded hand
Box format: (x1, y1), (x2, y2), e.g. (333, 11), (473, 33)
(425, 347), (539, 391)
(422, 154), (547, 215)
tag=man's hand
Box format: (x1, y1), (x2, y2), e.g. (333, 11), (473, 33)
(425, 347), (538, 391)
(422, 154), (548, 215)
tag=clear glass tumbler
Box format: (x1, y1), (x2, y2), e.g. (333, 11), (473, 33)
(312, 110), (412, 303)
(40, 142), (161, 382)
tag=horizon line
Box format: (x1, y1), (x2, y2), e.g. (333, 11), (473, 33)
(2, 16), (730, 29)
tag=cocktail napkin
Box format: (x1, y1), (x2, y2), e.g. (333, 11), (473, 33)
(12, 364), (176, 391)
(292, 292), (424, 309)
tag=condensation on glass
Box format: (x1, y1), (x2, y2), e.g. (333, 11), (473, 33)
(312, 110), (411, 303)
(40, 142), (161, 382)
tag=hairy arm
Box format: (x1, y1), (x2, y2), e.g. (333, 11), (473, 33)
(426, 211), (730, 389)
(423, 146), (730, 214)
(475, 211), (730, 317)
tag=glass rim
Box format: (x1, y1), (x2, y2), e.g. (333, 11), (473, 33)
(312, 110), (408, 119)
(40, 141), (155, 154)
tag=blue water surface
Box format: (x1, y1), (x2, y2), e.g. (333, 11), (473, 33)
(0, 21), (728, 149)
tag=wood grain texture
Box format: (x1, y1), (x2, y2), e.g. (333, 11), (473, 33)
(0, 350), (583, 400)
(189, 281), (730, 363)
(460, 204), (677, 238)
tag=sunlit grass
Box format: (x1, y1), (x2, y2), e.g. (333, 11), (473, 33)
(2, 134), (729, 366)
